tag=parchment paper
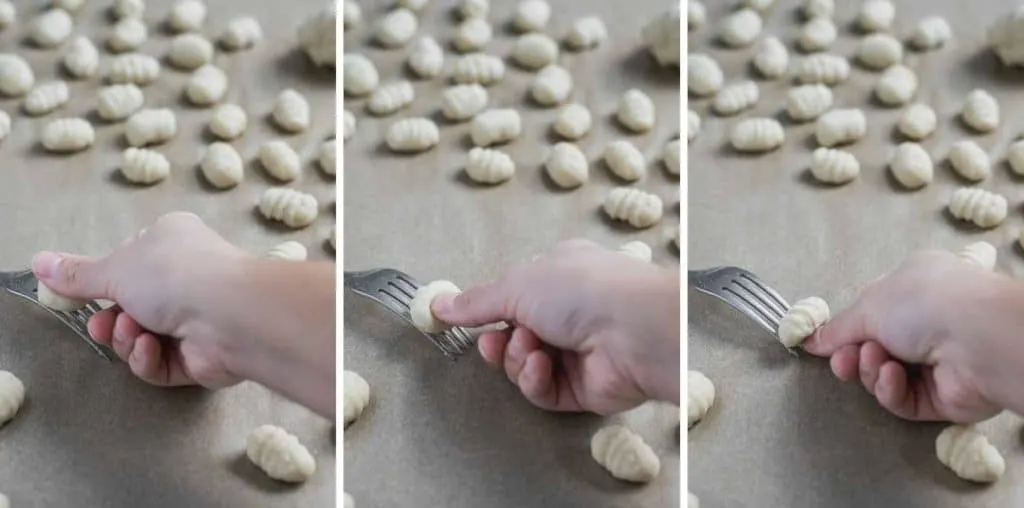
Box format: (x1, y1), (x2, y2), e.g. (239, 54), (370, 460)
(0, 1), (336, 506)
(689, 1), (1024, 506)
(343, 1), (680, 507)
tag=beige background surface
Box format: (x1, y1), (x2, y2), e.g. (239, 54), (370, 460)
(689, 0), (1024, 507)
(343, 0), (680, 507)
(0, 1), (336, 506)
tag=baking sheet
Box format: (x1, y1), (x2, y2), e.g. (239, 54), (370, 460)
(689, 1), (1024, 506)
(342, 1), (680, 506)
(0, 1), (336, 506)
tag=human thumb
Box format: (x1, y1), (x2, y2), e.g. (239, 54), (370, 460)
(802, 301), (872, 357)
(431, 282), (516, 327)
(32, 251), (111, 300)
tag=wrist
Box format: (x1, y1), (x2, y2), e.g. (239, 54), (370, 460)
(970, 276), (1024, 415)
(620, 268), (681, 404)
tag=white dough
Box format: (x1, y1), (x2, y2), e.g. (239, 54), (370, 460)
(407, 37), (443, 78)
(531, 65), (572, 106)
(857, 0), (894, 33)
(554, 103), (592, 140)
(452, 53), (505, 85)
(441, 84), (488, 121)
(209, 103), (247, 140)
(0, 54), (34, 97)
(258, 188), (319, 228)
(644, 3), (680, 65)
(988, 6), (1024, 66)
(298, 3), (337, 67)
(220, 17), (262, 50)
(910, 16), (952, 50)
(856, 33), (903, 70)
(266, 241), (307, 261)
(958, 241), (997, 270)
(1008, 139), (1024, 176)
(367, 81), (414, 116)
(617, 89), (655, 133)
(743, 0), (774, 11)
(617, 241), (652, 262)
(386, 117), (439, 153)
(200, 142), (243, 188)
(949, 187), (1007, 229)
(343, 110), (355, 141)
(591, 425), (660, 483)
(664, 139), (680, 175)
(24, 81), (68, 116)
(889, 142), (933, 189)
(53, 0), (85, 11)
(687, 110), (700, 141)
(603, 140), (646, 182)
(108, 18), (148, 53)
(457, 0), (488, 19)
(512, 33), (558, 70)
(687, 54), (723, 96)
(120, 147), (169, 184)
(343, 54), (378, 96)
(786, 84), (833, 122)
(874, 65), (917, 106)
(545, 142), (588, 188)
(565, 17), (607, 50)
(603, 187), (663, 228)
(712, 81), (758, 116)
(961, 89), (999, 133)
(125, 108), (176, 147)
(730, 117), (784, 153)
(465, 147), (514, 184)
(410, 280), (461, 333)
(753, 37), (788, 79)
(272, 89), (310, 133)
(791, 53), (849, 85)
(453, 17), (491, 53)
(259, 140), (300, 182)
(810, 147), (859, 184)
(342, 0), (360, 29)
(798, 17), (836, 52)
(41, 117), (94, 153)
(246, 425), (316, 483)
(168, 33), (213, 70)
(898, 104), (937, 140)
(343, 370), (370, 424)
(0, 111), (11, 143)
(470, 108), (521, 147)
(513, 0), (550, 32)
(112, 0), (144, 19)
(803, 0), (834, 19)
(319, 139), (336, 176)
(31, 9), (72, 48)
(777, 296), (829, 348)
(397, 0), (429, 10)
(687, 370), (714, 427)
(0, 2), (12, 29)
(63, 37), (99, 79)
(97, 84), (144, 121)
(718, 8), (761, 48)
(815, 109), (866, 147)
(936, 425), (1005, 483)
(948, 140), (990, 182)
(168, 0), (206, 33)
(37, 282), (87, 310)
(688, 1), (705, 30)
(185, 65), (227, 106)
(374, 8), (417, 48)
(0, 371), (25, 425)
(107, 53), (160, 85)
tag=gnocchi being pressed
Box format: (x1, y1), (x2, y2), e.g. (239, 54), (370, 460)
(107, 53), (161, 85)
(272, 89), (311, 133)
(889, 142), (934, 189)
(452, 53), (505, 85)
(186, 65), (227, 106)
(367, 81), (414, 116)
(643, 3), (680, 66)
(120, 147), (170, 184)
(63, 37), (99, 79)
(220, 17), (262, 50)
(512, 33), (558, 70)
(910, 16), (952, 50)
(958, 241), (996, 270)
(266, 241), (308, 261)
(961, 89), (999, 133)
(554, 103), (592, 140)
(730, 117), (784, 153)
(246, 425), (316, 483)
(786, 83), (833, 122)
(470, 108), (521, 147)
(441, 84), (488, 121)
(465, 147), (514, 184)
(298, 3), (337, 67)
(41, 117), (94, 153)
(0, 54), (34, 97)
(898, 103), (937, 140)
(200, 142), (244, 188)
(531, 65), (572, 106)
(209, 103), (247, 140)
(935, 425), (1005, 483)
(0, 370), (24, 425)
(168, 0), (206, 33)
(168, 33), (214, 70)
(407, 37), (444, 78)
(24, 81), (68, 116)
(857, 0), (894, 32)
(753, 37), (788, 79)
(374, 8), (417, 48)
(948, 140), (990, 182)
(856, 33), (903, 70)
(603, 188), (663, 228)
(344, 370), (370, 425)
(687, 54), (723, 96)
(565, 16), (607, 50)
(791, 53), (849, 85)
(874, 65), (917, 106)
(513, 0), (551, 32)
(108, 18), (148, 53)
(37, 281), (88, 310)
(603, 140), (646, 182)
(343, 54), (379, 96)
(949, 187), (1007, 229)
(258, 188), (319, 229)
(386, 118), (439, 153)
(31, 8), (72, 48)
(798, 17), (836, 52)
(617, 89), (655, 133)
(687, 370), (715, 427)
(410, 280), (461, 333)
(125, 108), (176, 147)
(810, 147), (859, 184)
(718, 8), (761, 48)
(590, 425), (661, 483)
(545, 142), (588, 188)
(712, 81), (759, 116)
(452, 18), (491, 53)
(617, 241), (652, 262)
(777, 296), (829, 348)
(815, 109), (866, 147)
(259, 141), (300, 182)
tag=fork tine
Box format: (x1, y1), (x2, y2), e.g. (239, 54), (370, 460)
(722, 286), (782, 332)
(731, 278), (786, 322)
(737, 272), (790, 314)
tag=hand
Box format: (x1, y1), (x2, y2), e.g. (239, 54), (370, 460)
(430, 239), (680, 415)
(32, 212), (249, 389)
(803, 250), (1009, 423)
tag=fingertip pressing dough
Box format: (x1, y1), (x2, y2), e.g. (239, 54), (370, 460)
(948, 140), (991, 182)
(246, 424), (316, 483)
(718, 8), (761, 48)
(617, 241), (652, 262)
(41, 117), (94, 153)
(753, 37), (788, 79)
(37, 282), (88, 311)
(712, 81), (759, 116)
(898, 103), (937, 140)
(936, 425), (1005, 483)
(948, 187), (1007, 229)
(258, 140), (300, 182)
(200, 142), (244, 188)
(687, 370), (714, 427)
(958, 241), (996, 270)
(0, 370), (25, 425)
(553, 103), (591, 140)
(120, 147), (170, 185)
(63, 37), (99, 79)
(545, 142), (588, 188)
(815, 108), (866, 147)
(465, 147), (514, 184)
(209, 103), (247, 140)
(810, 147), (859, 184)
(410, 280), (461, 333)
(961, 89), (999, 133)
(687, 54), (723, 96)
(272, 89), (310, 133)
(730, 117), (784, 153)
(786, 83), (833, 122)
(777, 296), (829, 348)
(616, 89), (655, 133)
(258, 188), (319, 229)
(889, 142), (934, 189)
(266, 241), (308, 261)
(603, 140), (646, 182)
(603, 188), (663, 228)
(343, 370), (370, 424)
(590, 425), (660, 483)
(386, 117), (439, 153)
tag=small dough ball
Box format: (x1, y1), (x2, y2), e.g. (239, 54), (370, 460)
(687, 370), (714, 427)
(936, 425), (1005, 483)
(590, 425), (660, 483)
(209, 103), (247, 140)
(777, 296), (829, 348)
(0, 370), (25, 425)
(410, 280), (461, 333)
(246, 424), (316, 483)
(958, 241), (997, 270)
(37, 282), (88, 311)
(343, 370), (370, 425)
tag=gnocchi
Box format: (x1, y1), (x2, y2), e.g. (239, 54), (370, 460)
(374, 8), (417, 48)
(0, 370), (24, 425)
(168, 33), (214, 70)
(712, 81), (759, 116)
(889, 142), (934, 189)
(37, 282), (87, 311)
(687, 110), (700, 141)
(777, 296), (829, 348)
(664, 139), (680, 175)
(545, 142), (588, 188)
(617, 89), (655, 133)
(753, 37), (788, 79)
(368, 81), (414, 116)
(786, 84), (833, 122)
(988, 6), (1024, 66)
(815, 109), (866, 147)
(452, 53), (505, 85)
(791, 53), (849, 85)
(910, 16), (952, 50)
(220, 17), (262, 50)
(949, 187), (1007, 228)
(457, 0), (488, 19)
(0, 1), (12, 28)
(688, 1), (705, 30)
(209, 103), (247, 140)
(617, 241), (652, 262)
(687, 54), (723, 96)
(553, 103), (592, 140)
(410, 280), (460, 333)
(1008, 139), (1024, 176)
(512, 33), (558, 70)
(107, 53), (161, 85)
(41, 117), (94, 153)
(272, 89), (311, 133)
(63, 37), (99, 79)
(465, 147), (514, 184)
(0, 111), (10, 142)
(246, 425), (316, 483)
(259, 141), (300, 182)
(343, 110), (355, 141)
(200, 142), (243, 188)
(603, 140), (646, 182)
(958, 241), (996, 270)
(186, 65), (227, 106)
(31, 8), (72, 48)
(810, 147), (859, 184)
(591, 425), (660, 483)
(874, 65), (917, 106)
(470, 108), (521, 147)
(565, 17), (607, 50)
(935, 425), (1005, 483)
(718, 8), (762, 48)
(343, 54), (379, 96)
(397, 0), (429, 10)
(168, 0), (206, 33)
(112, 0), (144, 19)
(857, 0), (895, 33)
(0, 54), (34, 97)
(120, 147), (170, 184)
(688, 370), (714, 427)
(319, 139), (336, 176)
(898, 104), (937, 140)
(258, 188), (319, 229)
(798, 17), (836, 52)
(513, 0), (550, 32)
(125, 108), (176, 147)
(441, 84), (488, 121)
(407, 37), (443, 78)
(386, 117), (439, 153)
(730, 117), (784, 153)
(948, 140), (990, 182)
(266, 241), (308, 261)
(643, 3), (680, 66)
(453, 18), (491, 53)
(54, 0), (85, 11)
(24, 81), (69, 116)
(603, 187), (663, 228)
(531, 65), (572, 106)
(108, 18), (148, 53)
(856, 33), (903, 70)
(961, 89), (999, 133)
(298, 3), (337, 67)
(344, 370), (370, 424)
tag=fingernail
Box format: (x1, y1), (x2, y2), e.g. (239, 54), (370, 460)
(431, 292), (457, 315)
(31, 251), (62, 279)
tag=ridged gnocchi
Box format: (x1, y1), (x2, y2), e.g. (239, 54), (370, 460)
(200, 142), (243, 188)
(910, 16), (952, 50)
(386, 117), (439, 153)
(186, 65), (227, 106)
(644, 4), (682, 65)
(258, 188), (319, 229)
(513, 0), (550, 32)
(465, 147), (514, 184)
(168, 0), (206, 33)
(471, 108), (521, 147)
(958, 241), (996, 270)
(108, 18), (148, 53)
(107, 53), (160, 85)
(798, 17), (836, 52)
(297, 3), (337, 67)
(120, 147), (170, 184)
(407, 37), (443, 78)
(220, 17), (262, 50)
(453, 18), (491, 53)
(441, 84), (488, 121)
(374, 8), (417, 48)
(810, 147), (859, 184)
(603, 140), (646, 182)
(617, 241), (652, 262)
(664, 139), (680, 175)
(791, 53), (849, 85)
(815, 109), (866, 147)
(37, 282), (87, 311)
(343, 54), (378, 96)
(936, 425), (1005, 483)
(42, 118), (94, 153)
(410, 280), (460, 333)
(712, 81), (759, 116)
(125, 108), (176, 147)
(718, 8), (762, 48)
(266, 241), (307, 261)
(591, 425), (660, 483)
(531, 65), (572, 106)
(889, 142), (934, 189)
(1008, 139), (1024, 176)
(0, 54), (34, 97)
(246, 425), (316, 483)
(97, 84), (144, 121)
(874, 65), (917, 106)
(319, 139), (336, 176)
(63, 37), (99, 79)
(512, 33), (558, 70)
(31, 8), (72, 48)
(545, 142), (588, 188)
(688, 54), (723, 96)
(112, 0), (144, 19)
(857, 0), (894, 32)
(730, 118), (784, 153)
(786, 83), (833, 122)
(368, 81), (414, 116)
(272, 89), (310, 133)
(777, 296), (829, 347)
(565, 16), (607, 50)
(24, 81), (68, 116)
(344, 370), (370, 424)
(603, 188), (663, 228)
(856, 33), (903, 70)
(169, 33), (214, 70)
(452, 53), (505, 85)
(949, 187), (1007, 229)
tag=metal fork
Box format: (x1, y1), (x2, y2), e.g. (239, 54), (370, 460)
(0, 269), (112, 360)
(688, 267), (791, 335)
(343, 268), (476, 359)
